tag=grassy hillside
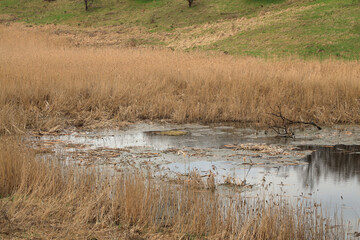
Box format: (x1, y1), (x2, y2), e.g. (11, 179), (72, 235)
(0, 0), (359, 59)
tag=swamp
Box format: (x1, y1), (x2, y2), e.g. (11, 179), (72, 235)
(1, 17), (360, 239)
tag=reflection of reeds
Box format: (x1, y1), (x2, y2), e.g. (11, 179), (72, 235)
(299, 145), (360, 188)
(1, 25), (360, 134)
(0, 138), (346, 239)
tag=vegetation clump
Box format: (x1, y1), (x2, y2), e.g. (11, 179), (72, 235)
(0, 25), (359, 135)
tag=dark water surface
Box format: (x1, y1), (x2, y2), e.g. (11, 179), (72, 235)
(288, 145), (359, 219)
(293, 145), (360, 220)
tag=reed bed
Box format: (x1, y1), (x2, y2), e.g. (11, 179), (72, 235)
(0, 24), (356, 239)
(0, 137), (346, 239)
(1, 24), (360, 134)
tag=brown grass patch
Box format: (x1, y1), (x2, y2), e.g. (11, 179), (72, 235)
(166, 4), (322, 49)
(0, 24), (360, 135)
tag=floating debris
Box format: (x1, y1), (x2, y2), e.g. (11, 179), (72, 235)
(224, 143), (296, 156)
(151, 130), (188, 136)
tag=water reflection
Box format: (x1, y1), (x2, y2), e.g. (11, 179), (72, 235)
(261, 145), (360, 223)
(298, 145), (360, 189)
(167, 145), (360, 223)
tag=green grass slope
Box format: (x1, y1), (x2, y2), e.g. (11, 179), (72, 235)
(1, 0), (359, 59)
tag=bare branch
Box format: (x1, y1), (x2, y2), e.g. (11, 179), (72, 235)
(270, 112), (322, 130)
(268, 106), (321, 138)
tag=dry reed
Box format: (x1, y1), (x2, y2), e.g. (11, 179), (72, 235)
(0, 137), (346, 239)
(1, 24), (360, 135)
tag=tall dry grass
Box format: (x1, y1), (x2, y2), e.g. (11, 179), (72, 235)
(1, 24), (360, 135)
(0, 137), (346, 239)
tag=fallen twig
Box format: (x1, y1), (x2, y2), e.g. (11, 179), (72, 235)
(268, 107), (322, 138)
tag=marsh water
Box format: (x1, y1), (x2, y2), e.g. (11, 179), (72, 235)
(36, 123), (360, 230)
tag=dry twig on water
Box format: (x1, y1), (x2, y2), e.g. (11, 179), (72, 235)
(269, 106), (322, 138)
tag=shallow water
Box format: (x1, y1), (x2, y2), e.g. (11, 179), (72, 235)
(167, 145), (360, 224)
(37, 123), (360, 229)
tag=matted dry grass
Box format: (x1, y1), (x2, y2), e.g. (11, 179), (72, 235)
(1, 23), (360, 135)
(0, 137), (346, 239)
